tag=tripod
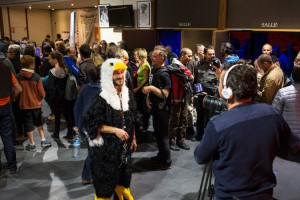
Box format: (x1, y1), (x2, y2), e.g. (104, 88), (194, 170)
(197, 160), (214, 200)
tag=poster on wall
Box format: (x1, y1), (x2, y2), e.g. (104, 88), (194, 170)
(137, 1), (151, 28)
(99, 4), (110, 28)
(76, 8), (98, 45)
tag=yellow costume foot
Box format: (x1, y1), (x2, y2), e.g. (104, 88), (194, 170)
(94, 194), (110, 200)
(115, 185), (134, 200)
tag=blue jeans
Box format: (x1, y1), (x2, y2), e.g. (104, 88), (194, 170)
(81, 146), (92, 180)
(0, 103), (17, 170)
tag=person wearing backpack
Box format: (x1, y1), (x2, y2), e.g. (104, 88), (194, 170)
(47, 51), (74, 140)
(142, 47), (172, 170)
(168, 48), (194, 151)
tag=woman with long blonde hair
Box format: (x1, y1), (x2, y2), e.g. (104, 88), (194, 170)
(134, 48), (151, 135)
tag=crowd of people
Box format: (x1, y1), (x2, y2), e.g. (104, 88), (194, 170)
(0, 34), (300, 199)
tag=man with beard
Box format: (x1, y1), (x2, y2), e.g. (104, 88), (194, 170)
(168, 48), (193, 151)
(192, 45), (221, 141)
(83, 58), (139, 200)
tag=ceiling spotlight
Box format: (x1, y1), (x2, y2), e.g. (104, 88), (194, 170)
(28, 6), (32, 10)
(94, 5), (97, 8)
(52, 8), (55, 11)
(71, 4), (74, 6)
(48, 5), (51, 8)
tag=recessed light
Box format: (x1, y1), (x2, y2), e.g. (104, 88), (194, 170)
(48, 5), (51, 8)
(94, 5), (97, 8)
(71, 4), (74, 6)
(52, 8), (55, 10)
(28, 6), (32, 10)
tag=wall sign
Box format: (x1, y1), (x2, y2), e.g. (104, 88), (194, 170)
(227, 0), (300, 29)
(178, 22), (191, 27)
(156, 0), (218, 28)
(261, 23), (278, 28)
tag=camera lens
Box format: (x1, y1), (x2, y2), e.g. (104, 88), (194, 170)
(203, 95), (227, 113)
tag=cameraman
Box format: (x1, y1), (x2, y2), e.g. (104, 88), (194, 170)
(192, 45), (221, 141)
(194, 63), (300, 200)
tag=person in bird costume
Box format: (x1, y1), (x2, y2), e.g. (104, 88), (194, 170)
(83, 58), (140, 200)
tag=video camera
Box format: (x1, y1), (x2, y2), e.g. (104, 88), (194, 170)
(193, 68), (227, 116)
(211, 57), (221, 69)
(194, 70), (218, 97)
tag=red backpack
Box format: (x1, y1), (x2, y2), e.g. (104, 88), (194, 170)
(161, 63), (192, 106)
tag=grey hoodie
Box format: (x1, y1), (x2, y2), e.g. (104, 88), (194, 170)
(49, 67), (67, 78)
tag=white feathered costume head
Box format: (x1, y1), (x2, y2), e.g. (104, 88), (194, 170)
(100, 58), (129, 111)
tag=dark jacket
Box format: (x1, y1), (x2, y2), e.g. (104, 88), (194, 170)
(0, 62), (13, 98)
(46, 68), (67, 100)
(77, 58), (96, 86)
(194, 103), (299, 199)
(40, 55), (53, 77)
(74, 83), (100, 131)
(9, 57), (21, 74)
(0, 52), (15, 74)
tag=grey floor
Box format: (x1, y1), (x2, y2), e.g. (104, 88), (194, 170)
(1, 101), (300, 200)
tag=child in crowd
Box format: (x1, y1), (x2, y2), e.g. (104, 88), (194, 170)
(16, 55), (51, 151)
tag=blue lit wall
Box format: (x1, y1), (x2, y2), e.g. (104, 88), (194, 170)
(158, 30), (181, 57)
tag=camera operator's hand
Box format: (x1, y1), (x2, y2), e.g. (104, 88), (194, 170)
(212, 65), (222, 79)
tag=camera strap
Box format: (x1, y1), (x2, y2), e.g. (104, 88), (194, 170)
(119, 94), (129, 167)
(159, 89), (168, 109)
(160, 89), (166, 100)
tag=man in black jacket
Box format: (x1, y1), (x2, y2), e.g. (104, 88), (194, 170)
(192, 45), (221, 141)
(77, 44), (97, 90)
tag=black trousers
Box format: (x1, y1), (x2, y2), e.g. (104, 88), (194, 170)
(52, 97), (73, 136)
(152, 106), (171, 164)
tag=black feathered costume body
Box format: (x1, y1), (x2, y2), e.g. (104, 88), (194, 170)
(84, 92), (138, 197)
(83, 59), (140, 199)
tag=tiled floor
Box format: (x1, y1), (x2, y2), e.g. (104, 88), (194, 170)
(1, 102), (300, 200)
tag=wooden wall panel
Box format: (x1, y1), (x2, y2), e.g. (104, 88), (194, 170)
(227, 0), (300, 29)
(156, 0), (219, 29)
